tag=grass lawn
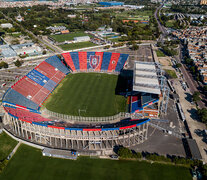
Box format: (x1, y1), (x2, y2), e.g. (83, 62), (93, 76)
(156, 49), (166, 57)
(165, 20), (176, 28)
(49, 32), (92, 43)
(59, 41), (97, 51)
(0, 132), (17, 161)
(164, 69), (178, 79)
(43, 73), (126, 117)
(0, 144), (192, 180)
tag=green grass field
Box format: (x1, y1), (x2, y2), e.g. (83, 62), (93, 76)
(59, 41), (97, 50)
(50, 32), (92, 43)
(156, 50), (166, 57)
(164, 69), (178, 79)
(0, 132), (17, 161)
(44, 73), (126, 117)
(0, 144), (192, 180)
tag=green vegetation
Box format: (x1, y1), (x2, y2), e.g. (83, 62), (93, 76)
(197, 108), (207, 127)
(50, 32), (92, 43)
(59, 41), (96, 50)
(165, 20), (176, 28)
(164, 69), (177, 79)
(0, 144), (192, 180)
(44, 73), (126, 117)
(0, 61), (8, 69)
(192, 91), (201, 102)
(156, 49), (165, 57)
(0, 132), (17, 161)
(14, 60), (23, 67)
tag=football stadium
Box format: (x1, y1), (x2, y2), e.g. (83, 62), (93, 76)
(2, 52), (169, 154)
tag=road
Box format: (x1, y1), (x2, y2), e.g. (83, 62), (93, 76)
(175, 45), (206, 109)
(154, 3), (168, 43)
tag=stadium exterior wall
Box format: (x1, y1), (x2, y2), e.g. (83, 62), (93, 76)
(3, 112), (149, 151)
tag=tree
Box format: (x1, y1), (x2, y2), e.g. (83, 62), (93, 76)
(197, 108), (207, 125)
(203, 85), (207, 93)
(131, 44), (139, 51)
(14, 60), (23, 67)
(192, 91), (201, 102)
(176, 63), (182, 68)
(42, 50), (47, 55)
(0, 61), (8, 69)
(117, 147), (133, 158)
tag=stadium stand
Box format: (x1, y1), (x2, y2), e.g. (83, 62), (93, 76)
(31, 87), (50, 105)
(94, 52), (104, 71)
(62, 53), (76, 71)
(43, 79), (57, 91)
(78, 52), (87, 70)
(108, 53), (120, 72)
(45, 55), (70, 75)
(86, 52), (95, 69)
(115, 54), (129, 72)
(27, 69), (50, 87)
(35, 61), (60, 80)
(131, 95), (142, 113)
(4, 106), (50, 122)
(101, 52), (112, 71)
(70, 52), (80, 70)
(2, 88), (39, 110)
(61, 52), (128, 72)
(12, 76), (43, 99)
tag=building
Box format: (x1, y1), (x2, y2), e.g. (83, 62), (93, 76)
(200, 0), (207, 5)
(74, 36), (90, 42)
(1, 23), (13, 29)
(99, 1), (124, 7)
(0, 45), (17, 58)
(11, 43), (42, 56)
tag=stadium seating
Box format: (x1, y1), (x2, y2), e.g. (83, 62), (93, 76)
(43, 79), (57, 91)
(108, 53), (120, 72)
(61, 52), (128, 72)
(35, 61), (60, 80)
(70, 52), (80, 70)
(62, 53), (76, 71)
(78, 52), (87, 70)
(12, 76), (43, 99)
(27, 69), (50, 87)
(115, 54), (129, 72)
(101, 52), (112, 70)
(31, 88), (50, 105)
(131, 96), (142, 113)
(4, 106), (50, 122)
(45, 55), (70, 75)
(94, 52), (104, 71)
(87, 52), (95, 69)
(2, 88), (39, 110)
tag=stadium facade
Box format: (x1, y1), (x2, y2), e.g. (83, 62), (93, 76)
(2, 52), (167, 154)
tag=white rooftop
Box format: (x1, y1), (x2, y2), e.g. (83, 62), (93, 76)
(133, 61), (161, 94)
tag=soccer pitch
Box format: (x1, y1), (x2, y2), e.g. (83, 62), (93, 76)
(44, 73), (127, 117)
(0, 144), (192, 180)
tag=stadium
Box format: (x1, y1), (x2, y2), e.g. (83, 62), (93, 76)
(2, 51), (168, 154)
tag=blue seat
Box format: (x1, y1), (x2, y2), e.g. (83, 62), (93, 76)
(101, 52), (112, 70)
(44, 79), (57, 91)
(70, 52), (80, 70)
(115, 54), (129, 72)
(45, 56), (70, 75)
(27, 69), (49, 87)
(2, 88), (39, 110)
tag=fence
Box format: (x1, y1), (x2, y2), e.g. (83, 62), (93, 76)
(42, 108), (128, 122)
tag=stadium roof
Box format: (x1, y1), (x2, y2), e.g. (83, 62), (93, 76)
(133, 61), (161, 94)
